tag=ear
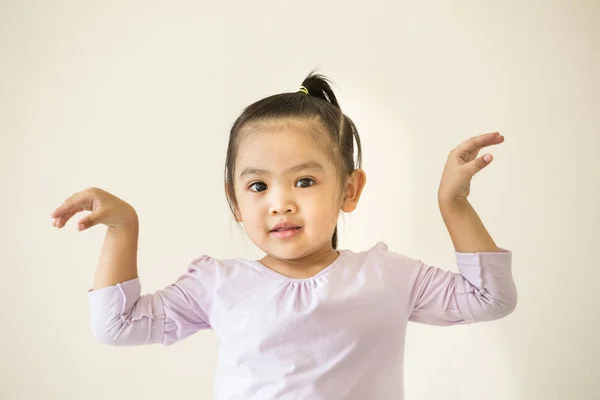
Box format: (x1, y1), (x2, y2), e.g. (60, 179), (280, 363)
(341, 169), (367, 213)
(225, 182), (243, 222)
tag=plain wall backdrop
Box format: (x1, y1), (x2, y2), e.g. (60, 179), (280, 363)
(1, 1), (599, 399)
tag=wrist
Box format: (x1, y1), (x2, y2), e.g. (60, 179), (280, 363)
(438, 196), (470, 212)
(108, 217), (139, 235)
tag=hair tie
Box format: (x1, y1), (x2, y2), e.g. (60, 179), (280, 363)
(298, 86), (309, 95)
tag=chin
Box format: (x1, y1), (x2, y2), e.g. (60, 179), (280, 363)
(265, 246), (304, 260)
(260, 240), (312, 260)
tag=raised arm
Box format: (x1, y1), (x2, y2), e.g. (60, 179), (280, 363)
(51, 187), (139, 289)
(52, 188), (210, 346)
(384, 132), (517, 325)
(437, 132), (506, 253)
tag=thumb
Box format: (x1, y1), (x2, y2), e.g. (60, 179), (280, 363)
(78, 212), (101, 231)
(468, 153), (493, 175)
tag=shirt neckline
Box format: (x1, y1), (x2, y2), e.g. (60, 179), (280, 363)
(253, 249), (348, 283)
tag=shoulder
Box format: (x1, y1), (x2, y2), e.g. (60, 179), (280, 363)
(182, 253), (265, 284)
(341, 242), (424, 285)
(344, 241), (417, 268)
(176, 254), (279, 307)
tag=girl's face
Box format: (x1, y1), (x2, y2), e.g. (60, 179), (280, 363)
(232, 119), (359, 261)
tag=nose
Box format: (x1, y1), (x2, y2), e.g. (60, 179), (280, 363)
(268, 186), (297, 216)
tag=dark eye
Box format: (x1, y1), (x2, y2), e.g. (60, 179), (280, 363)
(249, 182), (267, 192)
(296, 178), (314, 188)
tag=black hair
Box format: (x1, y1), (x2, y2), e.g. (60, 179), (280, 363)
(224, 70), (362, 249)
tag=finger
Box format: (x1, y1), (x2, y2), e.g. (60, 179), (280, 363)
(457, 132), (503, 155)
(51, 190), (94, 219)
(54, 207), (83, 229)
(77, 212), (102, 231)
(467, 153), (493, 175)
(467, 136), (503, 161)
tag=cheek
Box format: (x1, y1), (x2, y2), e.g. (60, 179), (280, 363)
(237, 194), (265, 221)
(305, 189), (341, 219)
(315, 184), (343, 207)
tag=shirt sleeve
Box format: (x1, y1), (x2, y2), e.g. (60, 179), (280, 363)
(378, 242), (517, 325)
(87, 255), (214, 346)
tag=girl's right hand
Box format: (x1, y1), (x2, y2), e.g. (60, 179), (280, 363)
(51, 187), (138, 231)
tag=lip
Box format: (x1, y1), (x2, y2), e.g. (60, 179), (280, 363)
(270, 221), (301, 232)
(269, 222), (302, 239)
(270, 226), (302, 239)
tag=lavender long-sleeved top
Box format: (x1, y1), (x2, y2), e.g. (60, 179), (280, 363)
(87, 241), (517, 399)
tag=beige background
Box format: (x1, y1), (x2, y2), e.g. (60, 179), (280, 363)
(1, 1), (599, 399)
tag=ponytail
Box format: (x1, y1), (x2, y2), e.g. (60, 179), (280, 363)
(298, 73), (340, 108)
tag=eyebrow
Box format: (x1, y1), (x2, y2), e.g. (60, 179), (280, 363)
(239, 161), (325, 179)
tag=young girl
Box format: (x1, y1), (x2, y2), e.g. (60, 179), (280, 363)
(51, 72), (517, 399)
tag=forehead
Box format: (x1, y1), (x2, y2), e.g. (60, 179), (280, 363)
(235, 119), (335, 174)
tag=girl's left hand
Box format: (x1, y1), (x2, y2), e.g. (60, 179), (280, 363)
(438, 132), (505, 204)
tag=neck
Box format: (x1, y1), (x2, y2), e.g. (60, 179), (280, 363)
(260, 244), (339, 279)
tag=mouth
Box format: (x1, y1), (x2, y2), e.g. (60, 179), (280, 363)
(270, 223), (303, 239)
(270, 222), (302, 232)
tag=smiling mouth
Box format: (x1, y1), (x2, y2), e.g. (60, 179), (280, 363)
(270, 226), (303, 239)
(271, 227), (301, 232)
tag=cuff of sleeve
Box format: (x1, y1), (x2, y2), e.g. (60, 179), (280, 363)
(87, 277), (141, 295)
(456, 247), (511, 259)
(454, 247), (513, 324)
(113, 279), (165, 345)
(87, 278), (165, 345)
(150, 293), (166, 344)
(87, 278), (141, 312)
(455, 247), (511, 287)
(116, 279), (142, 314)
